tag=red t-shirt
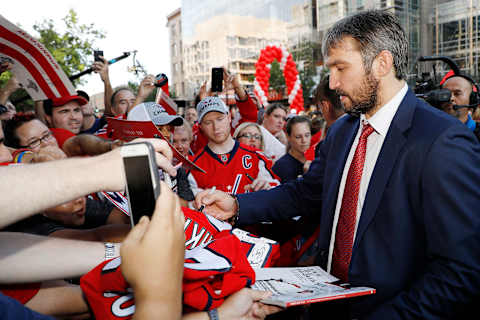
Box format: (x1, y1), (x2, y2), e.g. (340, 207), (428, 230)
(50, 128), (76, 149)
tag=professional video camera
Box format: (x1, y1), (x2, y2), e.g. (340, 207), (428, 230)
(414, 56), (461, 109)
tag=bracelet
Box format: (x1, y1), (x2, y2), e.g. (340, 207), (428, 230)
(104, 242), (116, 261)
(227, 194), (240, 226)
(207, 308), (219, 320)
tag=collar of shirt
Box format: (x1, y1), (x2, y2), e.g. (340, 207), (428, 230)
(359, 83), (409, 137)
(466, 114), (476, 131)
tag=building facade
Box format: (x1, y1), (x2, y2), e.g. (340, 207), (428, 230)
(166, 8), (185, 100)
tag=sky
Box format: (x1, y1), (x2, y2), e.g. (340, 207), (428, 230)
(2, 0), (182, 95)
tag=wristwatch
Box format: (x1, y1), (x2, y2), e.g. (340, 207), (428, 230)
(104, 242), (116, 260)
(207, 308), (219, 320)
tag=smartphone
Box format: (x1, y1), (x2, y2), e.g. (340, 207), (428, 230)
(94, 50), (104, 62)
(211, 67), (223, 92)
(121, 142), (161, 226)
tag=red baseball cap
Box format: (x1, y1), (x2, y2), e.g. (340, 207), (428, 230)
(51, 95), (88, 107)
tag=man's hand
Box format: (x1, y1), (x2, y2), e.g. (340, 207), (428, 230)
(244, 178), (271, 192)
(218, 288), (282, 320)
(194, 189), (237, 221)
(0, 61), (12, 74)
(223, 67), (247, 101)
(198, 81), (210, 101)
(137, 74), (156, 101)
(128, 138), (176, 177)
(92, 57), (109, 82)
(0, 102), (16, 121)
(121, 182), (185, 318)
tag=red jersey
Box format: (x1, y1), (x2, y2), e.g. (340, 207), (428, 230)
(80, 208), (279, 319)
(188, 141), (279, 195)
(80, 231), (255, 318)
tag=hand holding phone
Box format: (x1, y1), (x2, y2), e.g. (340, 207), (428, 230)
(211, 67), (223, 92)
(94, 50), (104, 62)
(121, 142), (161, 226)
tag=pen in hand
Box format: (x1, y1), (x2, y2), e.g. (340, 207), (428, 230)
(198, 186), (216, 213)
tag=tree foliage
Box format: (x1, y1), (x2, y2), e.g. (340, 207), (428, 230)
(33, 9), (106, 85)
(1, 10), (106, 111)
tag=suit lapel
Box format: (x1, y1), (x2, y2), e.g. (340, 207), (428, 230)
(353, 89), (416, 250)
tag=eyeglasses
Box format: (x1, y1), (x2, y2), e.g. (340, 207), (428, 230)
(22, 131), (54, 149)
(238, 133), (262, 140)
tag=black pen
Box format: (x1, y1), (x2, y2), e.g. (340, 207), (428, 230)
(198, 186), (216, 212)
(245, 173), (254, 182)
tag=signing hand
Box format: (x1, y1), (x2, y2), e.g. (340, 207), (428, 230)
(194, 189), (237, 221)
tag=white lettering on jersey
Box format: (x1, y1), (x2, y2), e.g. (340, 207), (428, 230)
(103, 292), (135, 317)
(204, 214), (232, 232)
(185, 222), (207, 249)
(242, 155), (252, 169)
(184, 245), (231, 272)
(102, 257), (122, 273)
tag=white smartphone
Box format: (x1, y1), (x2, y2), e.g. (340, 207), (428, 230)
(121, 142), (161, 226)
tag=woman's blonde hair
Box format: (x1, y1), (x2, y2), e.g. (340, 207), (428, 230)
(233, 122), (265, 151)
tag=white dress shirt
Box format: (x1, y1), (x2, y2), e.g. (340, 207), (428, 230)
(327, 84), (408, 273)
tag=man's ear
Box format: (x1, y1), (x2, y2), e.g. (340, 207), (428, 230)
(44, 114), (53, 128)
(372, 50), (394, 78)
(320, 100), (331, 115)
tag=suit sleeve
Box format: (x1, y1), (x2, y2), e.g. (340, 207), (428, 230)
(367, 124), (480, 319)
(236, 131), (328, 225)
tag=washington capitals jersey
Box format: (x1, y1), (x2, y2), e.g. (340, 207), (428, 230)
(80, 208), (280, 319)
(80, 232), (255, 319)
(188, 141), (279, 195)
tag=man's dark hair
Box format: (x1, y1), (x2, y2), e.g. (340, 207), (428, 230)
(322, 10), (408, 80)
(286, 115), (312, 136)
(265, 103), (288, 116)
(3, 115), (38, 148)
(110, 87), (134, 106)
(314, 76), (342, 111)
(43, 99), (53, 116)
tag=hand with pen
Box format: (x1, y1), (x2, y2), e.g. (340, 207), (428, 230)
(194, 187), (238, 222)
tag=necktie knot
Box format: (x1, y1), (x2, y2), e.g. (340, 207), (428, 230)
(360, 123), (375, 140)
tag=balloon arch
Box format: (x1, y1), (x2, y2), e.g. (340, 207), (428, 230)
(253, 45), (304, 113)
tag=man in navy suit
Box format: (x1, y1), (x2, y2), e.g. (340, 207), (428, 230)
(196, 10), (480, 319)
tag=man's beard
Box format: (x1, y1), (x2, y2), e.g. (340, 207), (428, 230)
(338, 73), (379, 117)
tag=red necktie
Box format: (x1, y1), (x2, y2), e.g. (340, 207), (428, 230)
(331, 123), (374, 282)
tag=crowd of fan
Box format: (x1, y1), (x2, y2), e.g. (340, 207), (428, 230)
(0, 47), (336, 319)
(2, 9), (480, 320)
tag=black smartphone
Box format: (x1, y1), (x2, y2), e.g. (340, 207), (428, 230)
(121, 142), (161, 226)
(211, 67), (223, 92)
(94, 50), (104, 62)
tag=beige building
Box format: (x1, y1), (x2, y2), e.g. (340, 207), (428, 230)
(182, 14), (289, 98)
(167, 0), (315, 101)
(166, 8), (185, 99)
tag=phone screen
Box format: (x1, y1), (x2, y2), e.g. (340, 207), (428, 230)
(94, 50), (103, 62)
(123, 155), (156, 225)
(211, 67), (223, 92)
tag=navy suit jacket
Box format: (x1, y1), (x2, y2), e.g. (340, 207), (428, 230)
(237, 89), (480, 319)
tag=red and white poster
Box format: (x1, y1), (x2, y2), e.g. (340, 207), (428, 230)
(0, 15), (76, 101)
(106, 117), (205, 173)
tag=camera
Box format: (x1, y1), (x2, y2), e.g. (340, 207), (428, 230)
(154, 73), (168, 88)
(414, 56), (459, 109)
